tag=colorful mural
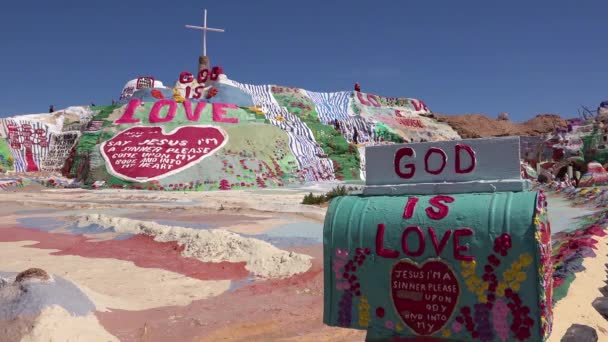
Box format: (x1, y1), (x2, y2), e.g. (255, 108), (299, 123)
(0, 72), (462, 190)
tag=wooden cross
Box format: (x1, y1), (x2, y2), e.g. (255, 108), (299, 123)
(185, 9), (225, 57)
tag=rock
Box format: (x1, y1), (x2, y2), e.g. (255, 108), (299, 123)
(15, 268), (50, 283)
(498, 112), (510, 121)
(592, 297), (608, 319)
(600, 285), (608, 297)
(561, 324), (598, 342)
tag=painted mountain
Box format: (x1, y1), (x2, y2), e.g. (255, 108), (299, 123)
(0, 71), (460, 191)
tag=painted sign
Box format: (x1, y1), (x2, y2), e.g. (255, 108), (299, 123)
(356, 92), (428, 112)
(4, 121), (49, 172)
(363, 137), (526, 195)
(40, 132), (81, 171)
(391, 258), (459, 335)
(323, 191), (552, 341)
(100, 125), (227, 182)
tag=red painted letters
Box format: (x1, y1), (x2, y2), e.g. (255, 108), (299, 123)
(356, 91), (372, 106)
(424, 147), (447, 175)
(114, 99), (239, 125)
(367, 94), (381, 107)
(455, 144), (476, 174)
(453, 228), (474, 261)
(394, 147), (416, 179)
(179, 66), (223, 85)
(375, 196), (474, 261)
(411, 99), (428, 112)
(210, 66), (223, 81)
(401, 195), (453, 220)
(375, 224), (474, 260)
(182, 101), (208, 121)
(114, 98), (143, 124)
(428, 228), (452, 256)
(393, 144), (477, 178)
(179, 72), (194, 84)
(212, 103), (239, 123)
(425, 195), (454, 220)
(402, 226), (425, 257)
(197, 69), (209, 84)
(375, 223), (399, 258)
(402, 197), (419, 219)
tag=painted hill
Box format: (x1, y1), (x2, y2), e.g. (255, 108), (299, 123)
(0, 73), (461, 190)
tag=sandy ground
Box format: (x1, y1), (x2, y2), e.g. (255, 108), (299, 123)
(0, 187), (605, 341)
(548, 235), (608, 341)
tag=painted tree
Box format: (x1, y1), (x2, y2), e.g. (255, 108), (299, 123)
(219, 179), (231, 190)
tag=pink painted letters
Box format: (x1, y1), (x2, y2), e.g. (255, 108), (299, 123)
(212, 103), (239, 123)
(114, 100), (239, 125)
(149, 99), (177, 123)
(114, 99), (143, 124)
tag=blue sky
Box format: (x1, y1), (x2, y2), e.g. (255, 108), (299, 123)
(1, 0), (607, 121)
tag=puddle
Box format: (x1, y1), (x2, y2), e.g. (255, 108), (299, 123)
(16, 217), (66, 232)
(15, 208), (58, 215)
(65, 223), (114, 235)
(115, 234), (135, 240)
(247, 234), (319, 248)
(154, 220), (212, 230)
(263, 221), (323, 242)
(228, 276), (256, 292)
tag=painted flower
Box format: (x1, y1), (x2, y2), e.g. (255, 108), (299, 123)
(496, 282), (507, 297)
(511, 282), (521, 292)
(520, 254), (533, 266)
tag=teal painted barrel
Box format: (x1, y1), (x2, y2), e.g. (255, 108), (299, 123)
(323, 191), (553, 341)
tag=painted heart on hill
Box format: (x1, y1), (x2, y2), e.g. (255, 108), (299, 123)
(101, 125), (227, 182)
(390, 259), (460, 336)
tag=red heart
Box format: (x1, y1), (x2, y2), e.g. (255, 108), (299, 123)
(390, 259), (460, 336)
(101, 125), (227, 182)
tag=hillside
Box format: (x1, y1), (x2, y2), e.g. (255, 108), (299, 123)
(0, 73), (461, 190)
(435, 113), (567, 138)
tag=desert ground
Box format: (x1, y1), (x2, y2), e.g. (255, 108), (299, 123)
(0, 185), (606, 341)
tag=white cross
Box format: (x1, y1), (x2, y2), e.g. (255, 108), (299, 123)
(185, 9), (225, 57)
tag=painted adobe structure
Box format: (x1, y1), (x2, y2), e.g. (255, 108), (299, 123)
(0, 68), (460, 190)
